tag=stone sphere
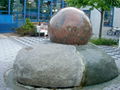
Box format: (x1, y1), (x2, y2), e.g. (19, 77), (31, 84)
(48, 7), (92, 45)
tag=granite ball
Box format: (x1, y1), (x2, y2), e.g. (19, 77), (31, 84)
(48, 7), (92, 45)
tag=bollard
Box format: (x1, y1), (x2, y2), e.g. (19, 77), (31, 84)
(118, 36), (120, 48)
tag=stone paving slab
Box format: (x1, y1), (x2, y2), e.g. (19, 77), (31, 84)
(0, 37), (22, 90)
(4, 68), (120, 90)
(98, 46), (120, 60)
(0, 36), (120, 90)
(0, 34), (8, 38)
(0, 36), (49, 90)
(10, 36), (49, 47)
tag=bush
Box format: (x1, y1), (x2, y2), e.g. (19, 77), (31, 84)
(16, 19), (36, 36)
(90, 38), (118, 46)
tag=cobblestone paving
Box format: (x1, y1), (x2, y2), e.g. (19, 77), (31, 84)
(98, 46), (120, 61)
(0, 36), (120, 90)
(10, 36), (49, 47)
(0, 36), (49, 90)
(0, 37), (22, 90)
(103, 84), (120, 90)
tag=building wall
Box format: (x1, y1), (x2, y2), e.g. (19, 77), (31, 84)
(83, 8), (120, 37)
(113, 8), (120, 27)
(90, 9), (101, 37)
(81, 8), (101, 37)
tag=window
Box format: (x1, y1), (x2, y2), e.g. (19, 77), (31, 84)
(83, 10), (91, 18)
(104, 8), (114, 27)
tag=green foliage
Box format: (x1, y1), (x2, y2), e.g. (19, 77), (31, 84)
(66, 0), (120, 38)
(66, 0), (120, 11)
(90, 38), (118, 46)
(0, 0), (14, 13)
(16, 19), (36, 36)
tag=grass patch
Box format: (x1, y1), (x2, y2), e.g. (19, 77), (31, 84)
(90, 38), (118, 46)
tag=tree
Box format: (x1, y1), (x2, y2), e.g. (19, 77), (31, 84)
(0, 0), (14, 14)
(66, 0), (120, 38)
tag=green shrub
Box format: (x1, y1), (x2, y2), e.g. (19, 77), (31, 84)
(16, 19), (36, 36)
(90, 38), (118, 46)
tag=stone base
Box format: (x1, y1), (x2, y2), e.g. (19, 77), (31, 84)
(4, 68), (120, 90)
(13, 43), (119, 87)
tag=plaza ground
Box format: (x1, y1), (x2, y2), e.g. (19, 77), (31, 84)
(0, 33), (120, 90)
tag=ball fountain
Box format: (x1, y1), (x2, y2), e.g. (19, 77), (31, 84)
(4, 7), (120, 90)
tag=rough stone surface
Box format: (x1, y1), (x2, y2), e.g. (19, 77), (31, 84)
(13, 42), (119, 88)
(13, 43), (85, 88)
(48, 7), (92, 45)
(5, 63), (120, 90)
(1, 36), (119, 90)
(76, 43), (119, 86)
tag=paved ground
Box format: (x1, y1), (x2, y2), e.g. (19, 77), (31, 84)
(0, 35), (120, 90)
(0, 36), (49, 90)
(0, 37), (22, 90)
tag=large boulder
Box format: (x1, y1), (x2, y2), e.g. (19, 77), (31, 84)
(75, 43), (119, 86)
(48, 7), (92, 45)
(13, 42), (118, 88)
(13, 43), (85, 88)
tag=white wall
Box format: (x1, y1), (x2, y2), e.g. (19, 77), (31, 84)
(90, 9), (101, 37)
(81, 7), (120, 37)
(113, 8), (120, 27)
(81, 8), (101, 37)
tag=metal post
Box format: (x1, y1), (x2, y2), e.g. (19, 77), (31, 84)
(8, 0), (11, 15)
(50, 0), (53, 17)
(16, 11), (19, 26)
(118, 36), (120, 48)
(24, 0), (27, 23)
(111, 7), (114, 27)
(38, 0), (40, 22)
(56, 0), (58, 10)
(56, 0), (58, 5)
(37, 0), (41, 39)
(61, 0), (64, 8)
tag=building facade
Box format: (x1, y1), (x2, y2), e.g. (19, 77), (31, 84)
(82, 7), (120, 37)
(0, 0), (66, 33)
(0, 0), (120, 35)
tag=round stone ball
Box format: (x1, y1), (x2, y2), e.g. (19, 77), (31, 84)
(48, 7), (92, 45)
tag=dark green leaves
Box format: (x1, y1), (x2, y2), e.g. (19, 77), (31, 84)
(66, 0), (120, 11)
